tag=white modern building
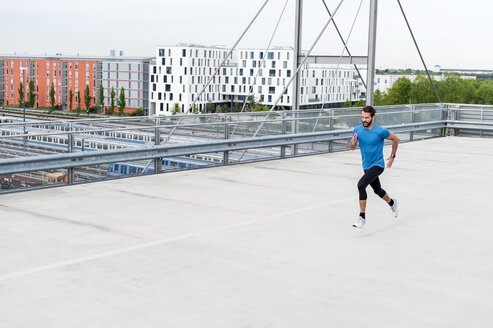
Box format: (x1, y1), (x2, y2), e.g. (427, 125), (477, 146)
(149, 44), (360, 116)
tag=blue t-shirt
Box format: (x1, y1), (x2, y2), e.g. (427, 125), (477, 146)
(353, 124), (390, 170)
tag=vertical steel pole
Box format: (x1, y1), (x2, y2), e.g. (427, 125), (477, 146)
(329, 109), (334, 152)
(410, 105), (415, 141)
(223, 121), (230, 165)
(154, 117), (162, 173)
(366, 0), (378, 106)
(281, 112), (287, 158)
(292, 0), (303, 155)
(67, 123), (74, 184)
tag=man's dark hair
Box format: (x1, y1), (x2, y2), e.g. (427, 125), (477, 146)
(362, 105), (376, 117)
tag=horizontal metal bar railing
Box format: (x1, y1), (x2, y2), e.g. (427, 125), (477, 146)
(0, 120), (447, 175)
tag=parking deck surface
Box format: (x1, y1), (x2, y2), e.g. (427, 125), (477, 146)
(1, 136), (492, 327)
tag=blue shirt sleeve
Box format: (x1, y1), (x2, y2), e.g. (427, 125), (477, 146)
(381, 127), (390, 139)
(353, 124), (361, 136)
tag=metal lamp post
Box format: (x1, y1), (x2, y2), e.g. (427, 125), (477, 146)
(19, 66), (28, 139)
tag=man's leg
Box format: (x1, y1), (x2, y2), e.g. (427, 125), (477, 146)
(359, 199), (366, 213)
(354, 167), (383, 228)
(369, 177), (399, 217)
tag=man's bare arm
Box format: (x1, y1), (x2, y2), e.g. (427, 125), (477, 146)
(386, 132), (399, 168)
(349, 133), (358, 150)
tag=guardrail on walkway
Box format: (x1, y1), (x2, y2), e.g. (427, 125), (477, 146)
(0, 103), (491, 192)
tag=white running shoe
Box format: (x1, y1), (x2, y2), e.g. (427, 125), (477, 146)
(352, 216), (366, 229)
(390, 198), (399, 218)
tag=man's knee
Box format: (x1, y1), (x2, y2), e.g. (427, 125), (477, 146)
(357, 180), (366, 191)
(375, 188), (386, 198)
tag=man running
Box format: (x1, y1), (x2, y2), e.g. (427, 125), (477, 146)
(349, 105), (399, 229)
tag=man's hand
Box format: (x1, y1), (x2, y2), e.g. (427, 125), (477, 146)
(349, 133), (358, 150)
(386, 156), (394, 168)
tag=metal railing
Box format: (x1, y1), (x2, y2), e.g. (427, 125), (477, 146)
(0, 103), (491, 193)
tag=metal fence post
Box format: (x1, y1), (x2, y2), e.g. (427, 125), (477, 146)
(281, 112), (286, 158)
(223, 121), (230, 165)
(453, 107), (459, 136)
(480, 106), (484, 138)
(329, 109), (334, 152)
(410, 105), (415, 141)
(154, 117), (162, 173)
(67, 123), (74, 184)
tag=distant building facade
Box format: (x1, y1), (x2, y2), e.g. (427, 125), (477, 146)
(149, 44), (360, 116)
(0, 55), (152, 113)
(434, 65), (493, 75)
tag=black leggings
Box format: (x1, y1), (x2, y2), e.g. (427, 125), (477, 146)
(358, 166), (386, 200)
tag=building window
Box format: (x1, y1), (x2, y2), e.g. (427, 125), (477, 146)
(182, 49), (186, 57)
(269, 70), (276, 77)
(269, 87), (275, 94)
(267, 52), (274, 60)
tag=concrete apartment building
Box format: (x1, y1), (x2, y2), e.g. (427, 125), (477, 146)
(149, 44), (359, 116)
(0, 55), (152, 113)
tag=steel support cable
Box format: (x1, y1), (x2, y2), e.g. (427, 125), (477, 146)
(161, 0), (271, 146)
(396, 0), (441, 103)
(239, 0), (290, 115)
(321, 0), (366, 90)
(237, 0), (346, 162)
(231, 0), (290, 138)
(312, 0), (364, 132)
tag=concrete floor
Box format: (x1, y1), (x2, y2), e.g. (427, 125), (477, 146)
(0, 136), (492, 327)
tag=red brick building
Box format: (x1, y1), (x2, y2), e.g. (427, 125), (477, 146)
(0, 55), (152, 113)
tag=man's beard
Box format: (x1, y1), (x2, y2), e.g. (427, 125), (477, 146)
(362, 118), (372, 127)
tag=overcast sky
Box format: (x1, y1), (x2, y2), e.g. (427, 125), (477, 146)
(2, 0), (491, 69)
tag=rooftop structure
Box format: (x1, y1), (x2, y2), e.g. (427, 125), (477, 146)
(148, 45), (359, 116)
(0, 136), (492, 327)
(0, 54), (152, 113)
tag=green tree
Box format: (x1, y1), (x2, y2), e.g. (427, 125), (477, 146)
(232, 102), (241, 112)
(462, 79), (479, 104)
(117, 87), (125, 116)
(385, 77), (412, 104)
(205, 101), (215, 113)
(171, 103), (181, 115)
(409, 75), (436, 104)
(109, 87), (116, 115)
(49, 82), (56, 110)
(69, 89), (74, 111)
(84, 85), (92, 113)
(28, 81), (36, 108)
(192, 104), (199, 114)
(439, 74), (464, 103)
(475, 81), (493, 105)
(373, 89), (385, 106)
(215, 105), (223, 113)
(76, 90), (81, 115)
(343, 99), (351, 108)
(17, 82), (24, 107)
(355, 99), (365, 107)
(98, 83), (104, 113)
(252, 104), (263, 112)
